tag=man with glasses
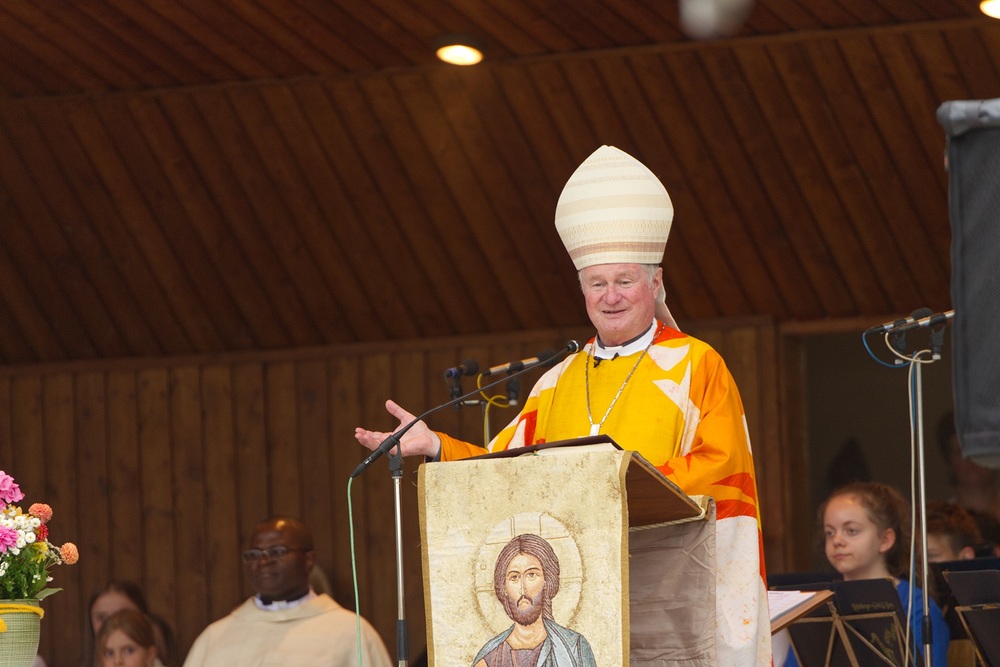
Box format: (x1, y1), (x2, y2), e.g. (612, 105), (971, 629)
(183, 516), (392, 667)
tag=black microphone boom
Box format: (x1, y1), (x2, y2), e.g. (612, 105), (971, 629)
(350, 340), (581, 478)
(482, 349), (557, 376)
(443, 359), (479, 379)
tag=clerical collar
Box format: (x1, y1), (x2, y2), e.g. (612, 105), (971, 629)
(254, 589), (316, 611)
(593, 321), (658, 360)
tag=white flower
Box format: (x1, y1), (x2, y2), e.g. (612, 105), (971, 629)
(24, 531), (36, 543)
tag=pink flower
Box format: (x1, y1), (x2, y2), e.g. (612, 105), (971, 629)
(28, 503), (53, 524)
(0, 470), (24, 505)
(59, 542), (79, 565)
(0, 525), (17, 553)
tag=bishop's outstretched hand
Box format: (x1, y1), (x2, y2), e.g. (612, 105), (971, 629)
(354, 399), (442, 459)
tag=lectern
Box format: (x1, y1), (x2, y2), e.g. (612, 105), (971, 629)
(416, 438), (716, 665)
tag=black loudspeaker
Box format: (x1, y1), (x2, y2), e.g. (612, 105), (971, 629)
(937, 99), (1000, 469)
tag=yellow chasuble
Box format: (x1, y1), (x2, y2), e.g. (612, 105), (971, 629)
(438, 323), (771, 666)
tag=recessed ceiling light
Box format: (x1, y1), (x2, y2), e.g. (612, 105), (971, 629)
(434, 35), (484, 66)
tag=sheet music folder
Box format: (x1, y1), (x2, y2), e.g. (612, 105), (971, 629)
(928, 556), (1000, 643)
(943, 567), (1000, 606)
(775, 578), (910, 666)
(469, 435), (705, 528)
(768, 588), (834, 634)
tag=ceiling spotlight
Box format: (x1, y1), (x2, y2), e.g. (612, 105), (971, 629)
(679, 0), (755, 39)
(982, 0), (1000, 19)
(434, 35), (484, 66)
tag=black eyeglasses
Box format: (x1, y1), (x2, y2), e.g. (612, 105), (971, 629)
(241, 545), (312, 563)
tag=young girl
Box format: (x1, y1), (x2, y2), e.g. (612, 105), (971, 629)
(81, 581), (174, 667)
(785, 481), (949, 666)
(96, 609), (165, 667)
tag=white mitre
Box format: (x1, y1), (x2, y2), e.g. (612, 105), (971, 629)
(554, 145), (677, 330)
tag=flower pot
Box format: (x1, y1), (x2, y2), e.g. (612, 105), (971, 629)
(0, 599), (43, 667)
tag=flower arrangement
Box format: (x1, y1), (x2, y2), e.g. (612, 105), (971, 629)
(0, 471), (79, 601)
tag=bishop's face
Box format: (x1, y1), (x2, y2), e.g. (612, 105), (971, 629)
(580, 263), (660, 347)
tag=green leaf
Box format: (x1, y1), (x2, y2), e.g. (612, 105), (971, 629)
(35, 587), (62, 601)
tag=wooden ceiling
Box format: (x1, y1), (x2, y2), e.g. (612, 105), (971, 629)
(0, 0), (997, 365)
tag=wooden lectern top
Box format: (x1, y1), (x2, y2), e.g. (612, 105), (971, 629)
(469, 435), (705, 528)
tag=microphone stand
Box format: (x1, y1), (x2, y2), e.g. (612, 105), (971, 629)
(912, 356), (932, 667)
(449, 377), (491, 445)
(867, 310), (957, 666)
(388, 447), (408, 667)
(349, 340), (581, 666)
(914, 320), (948, 666)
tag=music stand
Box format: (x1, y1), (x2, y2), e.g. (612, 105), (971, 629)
(942, 569), (1000, 667)
(930, 556), (1000, 641)
(780, 579), (912, 666)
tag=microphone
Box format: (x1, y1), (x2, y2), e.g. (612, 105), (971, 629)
(864, 309), (934, 335)
(505, 377), (521, 408)
(481, 349), (557, 376)
(890, 309), (955, 334)
(885, 308), (933, 357)
(443, 359), (479, 379)
(351, 340), (581, 478)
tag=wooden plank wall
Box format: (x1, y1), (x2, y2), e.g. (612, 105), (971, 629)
(0, 318), (785, 667)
